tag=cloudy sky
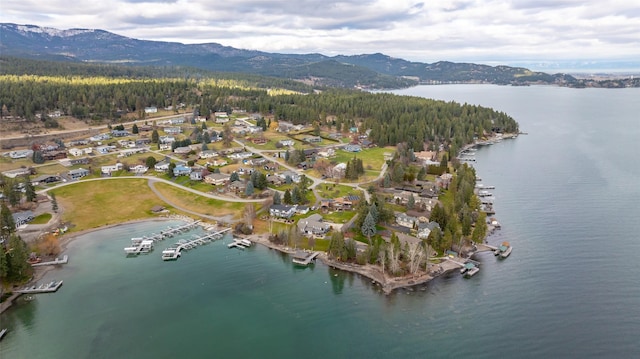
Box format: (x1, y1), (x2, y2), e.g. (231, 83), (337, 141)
(3, 0), (640, 70)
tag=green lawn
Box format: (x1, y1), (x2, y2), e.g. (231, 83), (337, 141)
(315, 183), (362, 199)
(153, 182), (247, 220)
(332, 146), (394, 172)
(52, 178), (166, 232)
(322, 210), (356, 224)
(31, 212), (52, 224)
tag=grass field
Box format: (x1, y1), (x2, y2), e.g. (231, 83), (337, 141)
(153, 182), (247, 220)
(315, 183), (363, 199)
(31, 212), (52, 224)
(332, 146), (394, 172)
(52, 179), (166, 232)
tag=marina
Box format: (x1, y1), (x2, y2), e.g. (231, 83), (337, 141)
(162, 228), (231, 261)
(15, 280), (64, 294)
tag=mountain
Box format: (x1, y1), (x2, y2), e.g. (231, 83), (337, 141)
(1, 23), (575, 88)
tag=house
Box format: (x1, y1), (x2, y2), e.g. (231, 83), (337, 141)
(204, 172), (231, 186)
(173, 146), (192, 154)
(297, 214), (331, 237)
(8, 150), (33, 159)
(173, 165), (192, 176)
(417, 221), (441, 239)
(266, 174), (283, 185)
(129, 165), (148, 174)
(65, 157), (90, 166)
(144, 106), (158, 114)
(31, 174), (61, 185)
(154, 160), (170, 172)
(199, 150), (219, 159)
(190, 170), (204, 181)
(169, 117), (185, 125)
(396, 212), (418, 229)
(68, 168), (90, 180)
(111, 129), (130, 137)
(277, 121), (294, 132)
(101, 163), (123, 175)
(12, 211), (34, 228)
(89, 133), (111, 142)
(207, 159), (228, 167)
(164, 127), (182, 135)
(228, 152), (253, 160)
(159, 136), (175, 144)
(2, 168), (32, 179)
(68, 147), (92, 157)
(229, 180), (246, 192)
(42, 151), (67, 161)
(317, 148), (335, 158)
(278, 170), (301, 183)
(303, 136), (322, 143)
(214, 112), (229, 123)
(343, 144), (362, 152)
(279, 139), (294, 147)
(295, 205), (310, 215)
(270, 204), (297, 218)
(95, 145), (116, 154)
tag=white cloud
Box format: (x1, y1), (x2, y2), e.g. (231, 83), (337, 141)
(2, 0), (639, 68)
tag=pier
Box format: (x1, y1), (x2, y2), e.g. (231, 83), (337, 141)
(124, 239), (154, 255)
(162, 228), (231, 261)
(15, 280), (63, 294)
(125, 221), (204, 255)
(31, 255), (69, 267)
(292, 251), (320, 266)
(227, 238), (252, 249)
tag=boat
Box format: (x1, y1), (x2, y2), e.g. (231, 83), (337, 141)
(161, 248), (181, 261)
(0, 328), (7, 341)
(460, 262), (475, 274)
(464, 266), (480, 277)
(500, 246), (513, 258)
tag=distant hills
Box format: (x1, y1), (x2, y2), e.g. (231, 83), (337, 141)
(2, 23), (636, 89)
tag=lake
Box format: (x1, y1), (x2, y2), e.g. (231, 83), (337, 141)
(2, 85), (639, 358)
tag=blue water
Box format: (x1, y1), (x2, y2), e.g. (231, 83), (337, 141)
(2, 85), (639, 358)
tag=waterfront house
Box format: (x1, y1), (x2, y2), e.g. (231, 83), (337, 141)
(68, 168), (90, 180)
(297, 214), (331, 237)
(173, 165), (192, 177)
(31, 174), (61, 185)
(12, 211), (34, 228)
(269, 204), (296, 218)
(190, 170), (204, 181)
(199, 150), (219, 159)
(204, 172), (230, 186)
(101, 163), (123, 175)
(396, 212), (418, 229)
(154, 160), (170, 172)
(417, 221), (441, 239)
(129, 165), (148, 174)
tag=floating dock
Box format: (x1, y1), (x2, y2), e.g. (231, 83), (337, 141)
(227, 238), (252, 249)
(162, 228), (230, 261)
(31, 255), (69, 267)
(292, 251), (320, 266)
(15, 280), (63, 294)
(124, 239), (154, 255)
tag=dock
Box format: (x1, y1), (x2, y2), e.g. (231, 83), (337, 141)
(31, 255), (69, 267)
(124, 239), (155, 255)
(15, 280), (63, 294)
(162, 228), (230, 261)
(292, 251), (320, 266)
(227, 238), (252, 249)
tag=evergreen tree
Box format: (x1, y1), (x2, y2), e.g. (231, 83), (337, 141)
(407, 194), (415, 210)
(230, 172), (240, 182)
(32, 150), (45, 164)
(283, 189), (292, 204)
(273, 191), (282, 205)
(1, 203), (16, 238)
(132, 123), (139, 134)
(291, 186), (301, 204)
(151, 129), (159, 143)
(24, 176), (36, 202)
(50, 192), (58, 213)
(6, 234), (33, 282)
(145, 156), (157, 169)
(361, 212), (377, 243)
(383, 173), (391, 188)
(245, 181), (254, 196)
